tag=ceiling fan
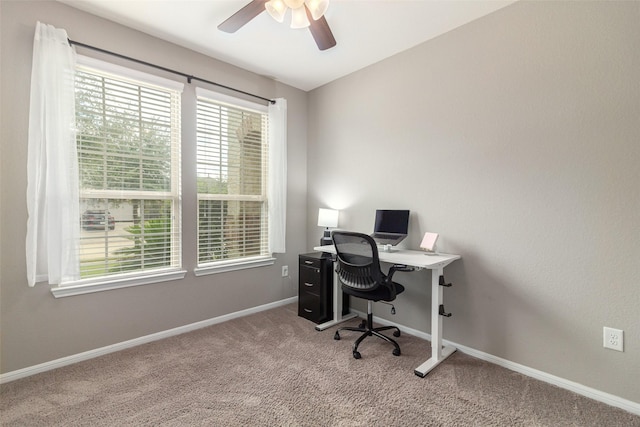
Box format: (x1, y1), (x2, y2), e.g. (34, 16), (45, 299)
(218, 0), (337, 51)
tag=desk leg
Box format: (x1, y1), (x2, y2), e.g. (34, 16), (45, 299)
(414, 268), (457, 377)
(315, 266), (357, 331)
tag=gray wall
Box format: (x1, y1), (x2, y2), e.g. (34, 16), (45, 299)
(0, 1), (307, 373)
(307, 1), (639, 403)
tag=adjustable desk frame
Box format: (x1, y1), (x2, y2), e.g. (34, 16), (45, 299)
(313, 245), (461, 377)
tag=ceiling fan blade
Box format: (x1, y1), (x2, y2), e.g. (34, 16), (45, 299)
(218, 0), (268, 33)
(306, 6), (336, 51)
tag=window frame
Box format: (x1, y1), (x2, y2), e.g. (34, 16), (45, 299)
(51, 56), (186, 297)
(193, 88), (275, 276)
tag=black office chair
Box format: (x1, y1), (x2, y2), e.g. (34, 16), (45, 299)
(331, 231), (413, 359)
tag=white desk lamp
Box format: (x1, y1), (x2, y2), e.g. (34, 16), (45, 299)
(318, 208), (339, 246)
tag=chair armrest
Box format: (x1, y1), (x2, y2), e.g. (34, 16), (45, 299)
(385, 264), (415, 299)
(387, 264), (415, 281)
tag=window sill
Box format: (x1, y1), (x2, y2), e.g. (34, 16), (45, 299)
(51, 269), (187, 298)
(194, 256), (276, 276)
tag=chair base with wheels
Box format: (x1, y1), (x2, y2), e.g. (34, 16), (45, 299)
(334, 300), (402, 359)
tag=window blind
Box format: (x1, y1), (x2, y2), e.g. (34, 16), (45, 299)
(73, 64), (182, 281)
(196, 94), (269, 265)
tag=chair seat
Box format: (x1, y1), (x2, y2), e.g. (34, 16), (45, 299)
(341, 282), (405, 302)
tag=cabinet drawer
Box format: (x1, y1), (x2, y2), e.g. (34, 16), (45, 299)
(298, 291), (326, 322)
(299, 266), (322, 294)
(299, 257), (322, 269)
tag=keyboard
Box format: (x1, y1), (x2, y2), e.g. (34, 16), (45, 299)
(373, 233), (401, 239)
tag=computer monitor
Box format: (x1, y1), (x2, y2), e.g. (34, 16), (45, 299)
(371, 209), (410, 246)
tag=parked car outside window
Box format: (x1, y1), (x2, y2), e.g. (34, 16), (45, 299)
(81, 210), (115, 230)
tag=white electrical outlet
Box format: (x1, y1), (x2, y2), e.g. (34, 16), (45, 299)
(603, 327), (624, 351)
(282, 265), (289, 277)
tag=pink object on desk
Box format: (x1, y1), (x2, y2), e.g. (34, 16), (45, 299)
(420, 232), (439, 252)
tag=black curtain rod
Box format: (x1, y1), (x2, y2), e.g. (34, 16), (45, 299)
(68, 39), (276, 105)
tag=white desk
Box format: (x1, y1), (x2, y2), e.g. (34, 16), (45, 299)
(313, 245), (461, 377)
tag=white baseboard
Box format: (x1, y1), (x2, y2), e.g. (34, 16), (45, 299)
(0, 297), (297, 385)
(352, 309), (640, 416)
(2, 300), (638, 416)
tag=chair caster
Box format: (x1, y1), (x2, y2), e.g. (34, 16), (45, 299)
(334, 332), (340, 340)
(392, 348), (401, 356)
(393, 330), (401, 337)
(358, 320), (366, 329)
(353, 351), (362, 359)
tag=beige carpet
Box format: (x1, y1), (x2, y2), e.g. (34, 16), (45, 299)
(1, 304), (639, 426)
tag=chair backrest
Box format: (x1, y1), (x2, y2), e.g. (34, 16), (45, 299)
(331, 231), (384, 291)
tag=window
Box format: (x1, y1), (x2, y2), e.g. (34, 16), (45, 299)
(72, 57), (183, 284)
(196, 89), (271, 269)
(29, 28), (284, 296)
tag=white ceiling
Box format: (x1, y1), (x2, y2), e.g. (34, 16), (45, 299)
(59, 0), (515, 92)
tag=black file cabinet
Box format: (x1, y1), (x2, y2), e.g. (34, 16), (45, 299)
(298, 252), (348, 324)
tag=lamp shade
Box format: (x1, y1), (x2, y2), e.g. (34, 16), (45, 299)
(265, 0), (286, 23)
(317, 208), (339, 228)
(305, 0), (329, 20)
(290, 5), (310, 28)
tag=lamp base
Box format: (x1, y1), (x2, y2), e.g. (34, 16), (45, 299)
(320, 229), (332, 247)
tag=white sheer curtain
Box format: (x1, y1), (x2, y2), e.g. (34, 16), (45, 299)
(26, 22), (79, 286)
(267, 98), (287, 253)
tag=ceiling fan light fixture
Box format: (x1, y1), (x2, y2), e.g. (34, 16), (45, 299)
(219, 0), (336, 50)
(290, 6), (310, 29)
(284, 0), (305, 8)
(266, 0), (328, 28)
(305, 0), (329, 20)
(265, 0), (286, 23)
